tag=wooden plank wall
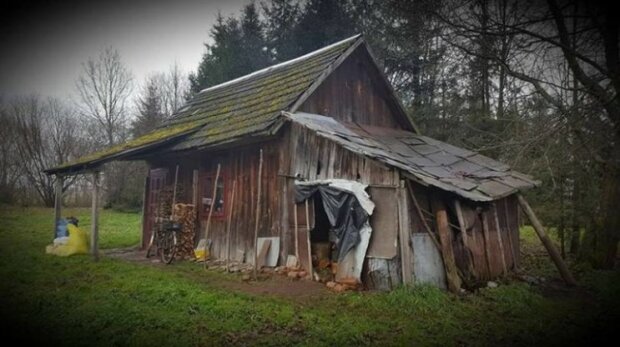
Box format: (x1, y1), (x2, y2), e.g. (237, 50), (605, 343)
(146, 142), (281, 265)
(297, 47), (403, 129)
(282, 123), (402, 289)
(407, 183), (521, 283)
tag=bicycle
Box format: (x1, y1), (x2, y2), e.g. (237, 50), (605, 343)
(146, 217), (182, 264)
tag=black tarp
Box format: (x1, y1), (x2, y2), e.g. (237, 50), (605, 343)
(295, 184), (368, 262)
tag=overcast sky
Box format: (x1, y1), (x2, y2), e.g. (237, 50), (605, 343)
(0, 0), (251, 99)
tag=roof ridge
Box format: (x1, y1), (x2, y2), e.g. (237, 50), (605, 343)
(196, 34), (362, 95)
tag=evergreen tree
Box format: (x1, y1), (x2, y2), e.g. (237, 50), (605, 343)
(189, 13), (245, 93)
(132, 78), (164, 137)
(293, 0), (357, 55)
(241, 2), (271, 69)
(262, 0), (301, 61)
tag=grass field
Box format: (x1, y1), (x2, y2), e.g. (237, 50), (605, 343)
(0, 205), (618, 346)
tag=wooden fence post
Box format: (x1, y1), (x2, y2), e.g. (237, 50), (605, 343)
(54, 175), (63, 238)
(91, 171), (100, 261)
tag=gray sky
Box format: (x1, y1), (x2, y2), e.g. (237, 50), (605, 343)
(0, 0), (251, 99)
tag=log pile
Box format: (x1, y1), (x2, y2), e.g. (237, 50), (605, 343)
(173, 203), (196, 260)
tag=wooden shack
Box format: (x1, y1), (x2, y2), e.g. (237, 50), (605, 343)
(45, 35), (575, 291)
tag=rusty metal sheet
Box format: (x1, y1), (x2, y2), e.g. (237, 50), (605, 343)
(366, 187), (399, 259)
(450, 159), (484, 175)
(421, 166), (454, 178)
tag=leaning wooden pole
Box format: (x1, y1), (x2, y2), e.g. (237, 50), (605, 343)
(433, 198), (462, 293)
(225, 179), (237, 272)
(253, 149), (264, 279)
(517, 194), (577, 286)
(203, 164), (221, 270)
(91, 171), (100, 261)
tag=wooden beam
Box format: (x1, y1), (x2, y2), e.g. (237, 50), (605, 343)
(171, 165), (179, 219)
(54, 175), (63, 238)
(481, 210), (493, 276)
(192, 169), (199, 207)
(91, 171), (100, 261)
(203, 164), (221, 269)
(517, 194), (577, 286)
(304, 199), (313, 279)
(294, 201), (299, 266)
(397, 182), (414, 284)
(253, 149), (263, 279)
(493, 203), (508, 276)
(225, 180), (237, 272)
(140, 175), (149, 249)
(432, 198), (462, 293)
(454, 199), (477, 279)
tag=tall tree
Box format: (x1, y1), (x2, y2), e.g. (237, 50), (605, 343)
(262, 0), (301, 61)
(240, 2), (271, 69)
(293, 0), (357, 55)
(189, 13), (245, 93)
(76, 47), (133, 147)
(132, 76), (165, 137)
(9, 96), (85, 206)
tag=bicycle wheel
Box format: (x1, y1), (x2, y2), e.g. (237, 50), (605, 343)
(160, 231), (177, 264)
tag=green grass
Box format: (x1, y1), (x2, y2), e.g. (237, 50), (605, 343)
(0, 205), (618, 346)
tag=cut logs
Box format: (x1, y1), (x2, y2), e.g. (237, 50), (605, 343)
(172, 203), (196, 260)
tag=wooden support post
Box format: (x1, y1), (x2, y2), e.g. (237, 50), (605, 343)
(203, 164), (221, 270)
(192, 169), (199, 207)
(91, 171), (100, 261)
(398, 181), (413, 284)
(481, 210), (493, 276)
(140, 175), (149, 248)
(493, 203), (508, 275)
(225, 180), (237, 272)
(253, 149), (263, 279)
(454, 199), (477, 278)
(54, 175), (63, 238)
(304, 199), (312, 279)
(171, 165), (179, 219)
(294, 202), (299, 265)
(432, 198), (462, 293)
(517, 194), (577, 286)
(503, 200), (517, 269)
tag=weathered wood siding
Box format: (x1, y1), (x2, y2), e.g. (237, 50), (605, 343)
(298, 46), (407, 130)
(145, 142), (282, 264)
(281, 123), (403, 289)
(408, 184), (520, 284)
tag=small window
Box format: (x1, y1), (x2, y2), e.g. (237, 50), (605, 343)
(200, 173), (225, 218)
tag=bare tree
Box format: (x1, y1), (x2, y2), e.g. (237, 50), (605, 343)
(10, 96), (86, 206)
(76, 47), (133, 147)
(160, 63), (190, 117)
(0, 98), (21, 203)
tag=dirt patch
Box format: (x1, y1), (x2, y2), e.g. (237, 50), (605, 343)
(104, 247), (329, 302)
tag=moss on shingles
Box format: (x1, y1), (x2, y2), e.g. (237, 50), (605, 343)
(52, 120), (205, 170)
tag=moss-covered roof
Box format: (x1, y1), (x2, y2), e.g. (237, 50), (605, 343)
(45, 35), (361, 174)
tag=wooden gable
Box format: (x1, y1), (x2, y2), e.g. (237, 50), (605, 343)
(297, 44), (415, 131)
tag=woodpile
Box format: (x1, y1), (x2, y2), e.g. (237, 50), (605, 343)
(173, 203), (196, 260)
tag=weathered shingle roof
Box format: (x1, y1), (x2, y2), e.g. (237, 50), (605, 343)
(285, 112), (539, 201)
(46, 35), (363, 174)
(169, 35), (366, 151)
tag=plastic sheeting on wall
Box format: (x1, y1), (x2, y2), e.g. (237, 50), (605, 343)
(294, 179), (374, 262)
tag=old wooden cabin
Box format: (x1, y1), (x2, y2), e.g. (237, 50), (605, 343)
(46, 35), (574, 291)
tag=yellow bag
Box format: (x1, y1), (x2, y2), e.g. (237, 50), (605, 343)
(46, 224), (89, 256)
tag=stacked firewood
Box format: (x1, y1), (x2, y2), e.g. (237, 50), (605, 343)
(155, 186), (173, 221)
(173, 203), (196, 260)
